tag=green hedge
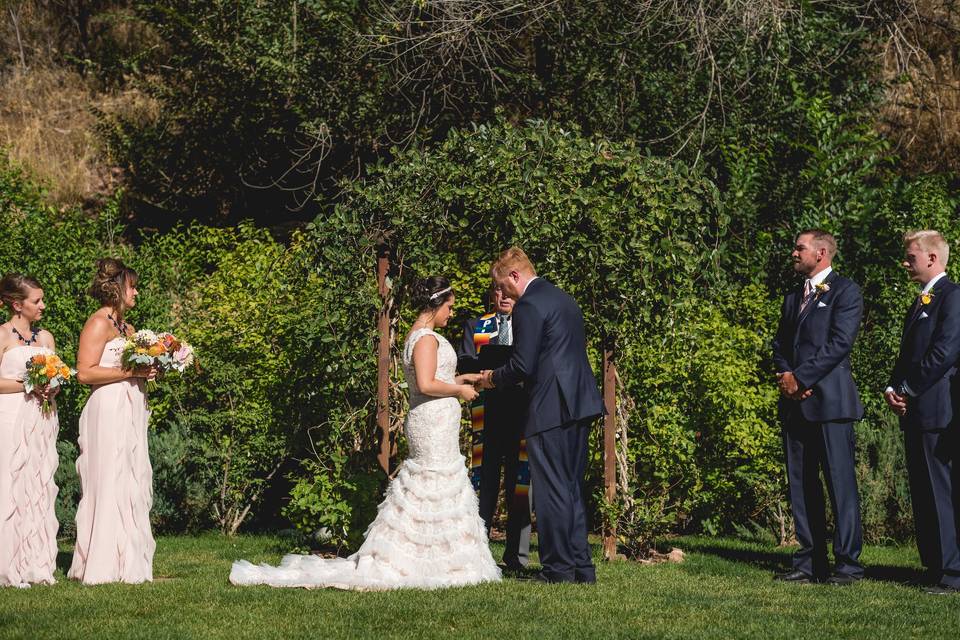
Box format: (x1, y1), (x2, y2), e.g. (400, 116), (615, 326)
(5, 112), (960, 550)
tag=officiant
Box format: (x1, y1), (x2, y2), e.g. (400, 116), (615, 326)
(457, 285), (531, 571)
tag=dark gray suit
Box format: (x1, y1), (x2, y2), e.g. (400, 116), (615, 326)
(492, 278), (603, 583)
(772, 270), (864, 579)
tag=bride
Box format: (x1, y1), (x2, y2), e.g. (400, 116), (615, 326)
(230, 276), (501, 590)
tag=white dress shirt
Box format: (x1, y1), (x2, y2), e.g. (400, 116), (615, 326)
(805, 266), (833, 291)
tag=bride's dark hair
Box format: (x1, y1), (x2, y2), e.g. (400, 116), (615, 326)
(410, 276), (453, 312)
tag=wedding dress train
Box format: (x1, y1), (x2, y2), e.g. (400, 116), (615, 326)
(230, 328), (501, 590)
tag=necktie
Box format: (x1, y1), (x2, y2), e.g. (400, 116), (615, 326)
(496, 314), (512, 346)
(798, 280), (814, 316)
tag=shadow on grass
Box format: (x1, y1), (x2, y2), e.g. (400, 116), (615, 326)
(679, 539), (926, 586)
(680, 542), (787, 573)
(864, 565), (927, 586)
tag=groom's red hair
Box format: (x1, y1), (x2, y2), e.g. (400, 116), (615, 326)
(491, 247), (537, 278)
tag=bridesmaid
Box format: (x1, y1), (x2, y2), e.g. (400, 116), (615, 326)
(0, 274), (60, 588)
(68, 258), (157, 585)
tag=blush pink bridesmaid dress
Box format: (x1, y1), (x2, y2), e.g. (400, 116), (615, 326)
(0, 345), (60, 588)
(68, 337), (154, 584)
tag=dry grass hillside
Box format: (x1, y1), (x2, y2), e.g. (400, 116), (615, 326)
(0, 67), (123, 206)
(0, 0), (153, 207)
(878, 0), (960, 174)
(0, 1), (957, 213)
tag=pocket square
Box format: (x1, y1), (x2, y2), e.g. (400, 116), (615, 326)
(920, 311), (930, 319)
(817, 301), (828, 308)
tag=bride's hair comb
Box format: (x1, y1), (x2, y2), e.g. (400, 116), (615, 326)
(429, 286), (452, 301)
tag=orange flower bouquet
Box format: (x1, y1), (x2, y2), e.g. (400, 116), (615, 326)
(23, 351), (75, 415)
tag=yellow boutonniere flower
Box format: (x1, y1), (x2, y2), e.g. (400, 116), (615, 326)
(921, 292), (934, 305)
(815, 283), (830, 294)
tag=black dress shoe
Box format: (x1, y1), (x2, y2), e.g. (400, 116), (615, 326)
(923, 583), (960, 595)
(911, 570), (940, 587)
(530, 571), (574, 584)
(826, 573), (861, 586)
(773, 570), (814, 583)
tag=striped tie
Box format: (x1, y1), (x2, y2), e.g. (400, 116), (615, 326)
(798, 280), (814, 316)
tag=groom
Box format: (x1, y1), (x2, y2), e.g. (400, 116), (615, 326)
(479, 247), (603, 584)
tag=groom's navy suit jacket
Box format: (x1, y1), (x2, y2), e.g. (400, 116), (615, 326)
(771, 270), (864, 423)
(889, 276), (960, 432)
(492, 278), (603, 437)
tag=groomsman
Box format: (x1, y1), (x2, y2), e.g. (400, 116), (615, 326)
(885, 230), (960, 595)
(457, 287), (532, 571)
(772, 229), (865, 585)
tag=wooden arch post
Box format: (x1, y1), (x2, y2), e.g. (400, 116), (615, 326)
(376, 245), (392, 474)
(602, 336), (618, 560)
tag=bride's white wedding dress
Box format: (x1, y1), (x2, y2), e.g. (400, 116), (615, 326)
(230, 328), (501, 590)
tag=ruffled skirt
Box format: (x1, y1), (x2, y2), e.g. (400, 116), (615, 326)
(68, 380), (154, 584)
(230, 456), (501, 590)
(0, 394), (59, 587)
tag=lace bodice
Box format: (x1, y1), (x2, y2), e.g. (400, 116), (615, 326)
(402, 328), (457, 404)
(399, 328), (462, 466)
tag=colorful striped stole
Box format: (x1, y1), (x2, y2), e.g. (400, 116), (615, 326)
(469, 314), (530, 505)
(469, 313), (497, 490)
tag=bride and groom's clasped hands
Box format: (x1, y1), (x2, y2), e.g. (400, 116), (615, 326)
(230, 247), (603, 590)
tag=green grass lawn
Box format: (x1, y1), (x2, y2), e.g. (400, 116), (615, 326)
(0, 534), (955, 639)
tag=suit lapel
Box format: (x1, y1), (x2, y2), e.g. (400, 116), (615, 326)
(901, 298), (921, 341)
(903, 276), (950, 339)
(789, 288), (802, 324)
(796, 270), (837, 331)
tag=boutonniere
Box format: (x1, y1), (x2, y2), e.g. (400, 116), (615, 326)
(920, 291), (935, 305)
(815, 283), (830, 295)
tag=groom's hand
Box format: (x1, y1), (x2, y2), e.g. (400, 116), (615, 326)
(478, 370), (495, 389)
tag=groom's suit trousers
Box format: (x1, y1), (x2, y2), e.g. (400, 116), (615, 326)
(526, 418), (596, 583)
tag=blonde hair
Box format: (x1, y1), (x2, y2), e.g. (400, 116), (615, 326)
(491, 247), (537, 278)
(903, 230), (949, 266)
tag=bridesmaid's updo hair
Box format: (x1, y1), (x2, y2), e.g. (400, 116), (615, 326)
(89, 258), (138, 313)
(0, 273), (42, 312)
(410, 276), (453, 312)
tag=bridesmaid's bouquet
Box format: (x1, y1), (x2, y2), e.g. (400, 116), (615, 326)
(121, 330), (196, 391)
(23, 352), (76, 415)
